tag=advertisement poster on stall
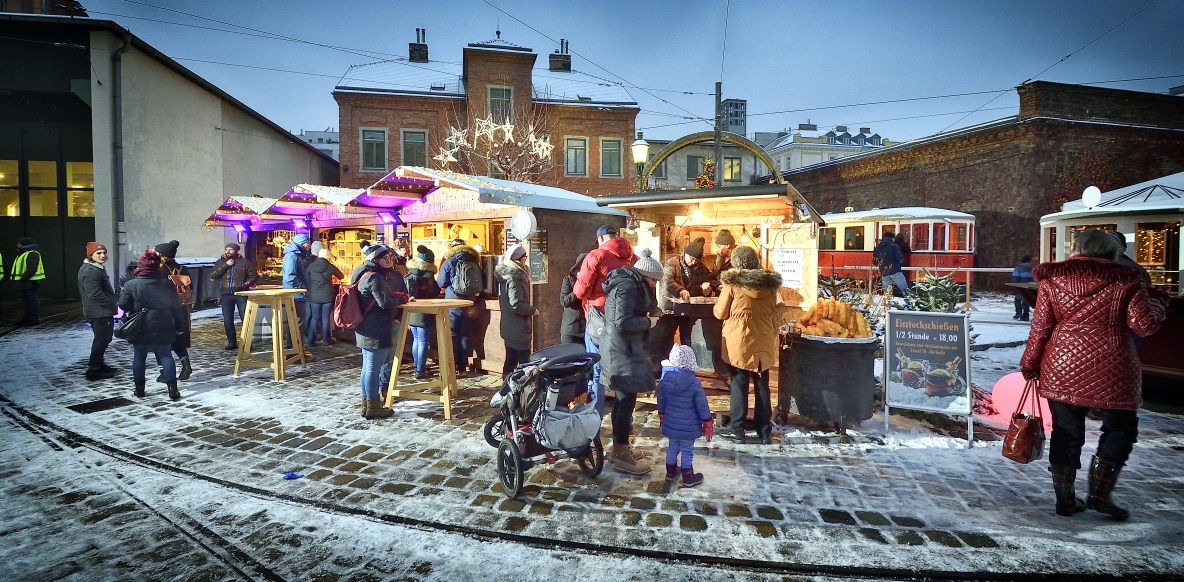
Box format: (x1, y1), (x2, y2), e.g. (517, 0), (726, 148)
(883, 311), (971, 416)
(773, 248), (804, 289)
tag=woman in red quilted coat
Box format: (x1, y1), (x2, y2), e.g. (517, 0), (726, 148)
(1020, 229), (1168, 520)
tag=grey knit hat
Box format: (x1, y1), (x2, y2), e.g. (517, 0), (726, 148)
(632, 248), (663, 280)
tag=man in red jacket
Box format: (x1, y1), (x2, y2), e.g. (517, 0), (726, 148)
(574, 224), (635, 415)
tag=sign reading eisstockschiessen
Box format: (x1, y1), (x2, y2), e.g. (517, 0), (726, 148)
(884, 311), (972, 417)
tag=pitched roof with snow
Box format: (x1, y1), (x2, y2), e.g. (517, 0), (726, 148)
(396, 167), (627, 216)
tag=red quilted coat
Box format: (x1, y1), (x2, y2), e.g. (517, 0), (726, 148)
(1019, 257), (1166, 410)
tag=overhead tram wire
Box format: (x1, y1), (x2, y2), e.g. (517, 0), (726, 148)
(938, 0), (1163, 133)
(480, 0), (713, 128)
(639, 105), (1016, 132)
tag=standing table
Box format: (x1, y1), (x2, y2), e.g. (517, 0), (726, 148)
(384, 298), (473, 419)
(233, 288), (307, 381)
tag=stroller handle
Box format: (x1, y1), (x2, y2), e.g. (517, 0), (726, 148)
(537, 351), (600, 371)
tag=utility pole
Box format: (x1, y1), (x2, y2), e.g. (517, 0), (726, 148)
(713, 81), (722, 188)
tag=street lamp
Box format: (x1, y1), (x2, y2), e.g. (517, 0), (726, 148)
(630, 131), (649, 192)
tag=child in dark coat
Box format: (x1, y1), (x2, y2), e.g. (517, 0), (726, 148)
(657, 344), (713, 487)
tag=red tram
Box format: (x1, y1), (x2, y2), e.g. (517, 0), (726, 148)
(817, 207), (976, 283)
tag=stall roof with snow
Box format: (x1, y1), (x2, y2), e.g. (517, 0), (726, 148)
(596, 184), (824, 226)
(1041, 171), (1184, 222)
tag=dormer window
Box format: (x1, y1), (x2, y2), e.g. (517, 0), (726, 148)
(489, 86), (513, 123)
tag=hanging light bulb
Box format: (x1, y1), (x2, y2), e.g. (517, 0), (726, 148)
(740, 226), (750, 244)
(692, 206), (702, 221)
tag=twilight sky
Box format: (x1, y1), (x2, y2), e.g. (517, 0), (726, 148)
(82, 0), (1183, 142)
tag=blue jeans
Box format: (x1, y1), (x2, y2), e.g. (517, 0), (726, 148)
(411, 325), (431, 373)
(881, 271), (910, 296)
(306, 302), (333, 346)
(361, 347), (393, 401)
(585, 330), (604, 417)
(1013, 291), (1030, 320)
(220, 294), (247, 345)
(666, 438), (696, 467)
(449, 308), (471, 371)
(133, 344), (175, 385)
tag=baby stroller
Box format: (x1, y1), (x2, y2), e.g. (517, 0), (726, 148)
(484, 343), (604, 499)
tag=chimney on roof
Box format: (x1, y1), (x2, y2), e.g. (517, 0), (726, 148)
(859, 127), (870, 134)
(549, 38), (571, 72)
(410, 28), (429, 63)
(798, 122), (817, 131)
(836, 126), (847, 133)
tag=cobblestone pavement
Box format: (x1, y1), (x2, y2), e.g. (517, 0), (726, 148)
(2, 316), (1184, 580)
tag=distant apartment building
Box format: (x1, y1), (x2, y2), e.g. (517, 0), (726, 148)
(297, 128), (339, 161)
(333, 32), (639, 196)
(721, 98), (746, 136)
(757, 123), (897, 173)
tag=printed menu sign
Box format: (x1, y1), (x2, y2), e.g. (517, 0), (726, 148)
(773, 248), (804, 289)
(883, 311), (971, 415)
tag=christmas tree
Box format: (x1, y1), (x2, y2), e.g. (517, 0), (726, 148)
(694, 158), (716, 189)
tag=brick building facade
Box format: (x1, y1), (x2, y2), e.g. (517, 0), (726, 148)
(334, 37), (638, 197)
(773, 81), (1184, 270)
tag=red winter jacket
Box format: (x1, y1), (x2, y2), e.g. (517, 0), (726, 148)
(1019, 257), (1166, 410)
(573, 236), (636, 314)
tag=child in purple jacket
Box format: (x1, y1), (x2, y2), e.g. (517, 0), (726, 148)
(657, 344), (714, 487)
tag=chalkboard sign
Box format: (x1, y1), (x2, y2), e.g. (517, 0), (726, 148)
(883, 310), (973, 442)
(528, 229), (548, 284)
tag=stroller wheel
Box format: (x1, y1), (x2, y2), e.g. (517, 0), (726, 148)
(483, 412), (507, 448)
(497, 439), (524, 499)
(577, 434), (605, 478)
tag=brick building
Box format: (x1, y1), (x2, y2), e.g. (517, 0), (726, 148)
(770, 81), (1184, 270)
(334, 34), (639, 197)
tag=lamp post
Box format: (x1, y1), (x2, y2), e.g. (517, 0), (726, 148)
(630, 131), (649, 193)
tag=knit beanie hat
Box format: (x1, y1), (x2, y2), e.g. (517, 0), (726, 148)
(317, 249), (330, 259)
(505, 243), (527, 262)
(416, 245), (434, 262)
(85, 242), (106, 257)
(154, 240), (179, 259)
(633, 248), (663, 280)
(363, 242), (392, 261)
(293, 233), (310, 246)
(451, 238), (466, 247)
(684, 237), (706, 259)
(714, 229), (735, 246)
(310, 241), (324, 255)
(665, 344), (699, 372)
(224, 242), (241, 252)
(133, 248), (162, 277)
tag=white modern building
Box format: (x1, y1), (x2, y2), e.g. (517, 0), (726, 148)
(758, 123), (898, 173)
(297, 128), (340, 161)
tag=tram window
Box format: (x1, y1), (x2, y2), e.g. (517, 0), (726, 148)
(899, 224), (911, 245)
(933, 223), (946, 251)
(819, 228), (836, 250)
(968, 224), (974, 251)
(881, 224), (895, 239)
(843, 226), (864, 250)
(912, 223), (929, 250)
(1047, 228), (1057, 262)
(950, 223), (969, 251)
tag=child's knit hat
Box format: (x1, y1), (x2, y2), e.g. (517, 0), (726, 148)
(664, 344), (699, 372)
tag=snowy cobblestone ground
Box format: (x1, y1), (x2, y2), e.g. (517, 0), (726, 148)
(2, 314), (1184, 580)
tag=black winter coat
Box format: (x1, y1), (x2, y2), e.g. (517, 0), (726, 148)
(873, 239), (905, 276)
(599, 266), (658, 394)
(209, 255), (258, 295)
(560, 273), (584, 338)
(496, 262), (536, 351)
(305, 258), (343, 303)
(160, 259), (193, 349)
(404, 258), (440, 328)
(354, 262), (408, 349)
(78, 260), (117, 318)
(118, 275), (186, 346)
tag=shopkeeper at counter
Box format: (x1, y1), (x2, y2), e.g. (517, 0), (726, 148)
(658, 237), (721, 345)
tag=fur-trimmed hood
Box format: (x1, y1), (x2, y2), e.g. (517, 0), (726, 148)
(1033, 257), (1143, 297)
(721, 268), (782, 291)
(443, 244), (479, 262)
(405, 258), (437, 274)
(495, 260), (528, 282)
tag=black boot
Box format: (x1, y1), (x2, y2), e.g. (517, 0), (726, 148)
(1087, 456), (1130, 520)
(1050, 464), (1086, 517)
(167, 381), (181, 401)
(178, 357), (193, 381)
(134, 382), (145, 398)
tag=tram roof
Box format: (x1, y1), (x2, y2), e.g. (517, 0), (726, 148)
(819, 207), (975, 224)
(1042, 171), (1184, 223)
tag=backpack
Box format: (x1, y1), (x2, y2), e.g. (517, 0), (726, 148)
(167, 266), (194, 306)
(332, 272), (376, 331)
(407, 271), (433, 299)
(452, 258), (482, 297)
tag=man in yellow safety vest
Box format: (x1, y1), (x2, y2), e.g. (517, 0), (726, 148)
(14, 237), (45, 326)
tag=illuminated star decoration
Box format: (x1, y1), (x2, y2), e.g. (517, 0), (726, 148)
(499, 122), (516, 144)
(474, 117), (498, 142)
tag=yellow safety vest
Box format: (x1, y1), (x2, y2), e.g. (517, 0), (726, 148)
(0, 253), (4, 281)
(13, 250), (45, 281)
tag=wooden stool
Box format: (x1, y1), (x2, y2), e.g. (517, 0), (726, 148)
(233, 288), (308, 381)
(384, 298), (473, 419)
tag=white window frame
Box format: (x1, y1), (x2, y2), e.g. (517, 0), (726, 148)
(599, 137), (623, 178)
(400, 128), (429, 167)
(488, 85), (513, 124)
(360, 127), (388, 172)
(564, 136), (588, 176)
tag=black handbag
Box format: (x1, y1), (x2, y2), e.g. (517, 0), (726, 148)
(113, 308), (147, 341)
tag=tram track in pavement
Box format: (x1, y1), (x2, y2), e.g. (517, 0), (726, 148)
(1, 393), (1176, 582)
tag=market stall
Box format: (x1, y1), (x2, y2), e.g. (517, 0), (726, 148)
(1037, 173), (1183, 383)
(598, 184), (824, 380)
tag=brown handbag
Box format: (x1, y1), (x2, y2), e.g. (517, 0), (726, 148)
(1002, 379), (1047, 464)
